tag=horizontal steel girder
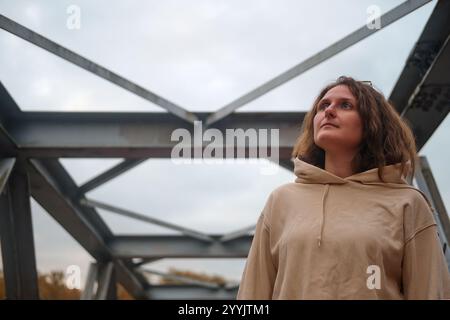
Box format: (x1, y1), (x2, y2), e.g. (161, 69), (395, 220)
(109, 235), (253, 259)
(5, 112), (302, 158)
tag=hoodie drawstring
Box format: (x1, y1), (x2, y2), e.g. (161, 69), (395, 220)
(318, 184), (330, 248)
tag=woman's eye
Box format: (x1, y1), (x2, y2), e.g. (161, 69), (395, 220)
(319, 103), (329, 110)
(341, 102), (352, 109)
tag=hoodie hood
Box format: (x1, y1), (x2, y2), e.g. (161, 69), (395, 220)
(294, 157), (411, 185)
(293, 158), (428, 248)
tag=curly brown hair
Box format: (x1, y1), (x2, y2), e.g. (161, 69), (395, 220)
(291, 76), (417, 182)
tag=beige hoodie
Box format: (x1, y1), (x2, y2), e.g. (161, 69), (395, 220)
(237, 158), (450, 300)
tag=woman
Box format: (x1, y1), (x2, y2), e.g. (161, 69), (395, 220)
(237, 76), (450, 299)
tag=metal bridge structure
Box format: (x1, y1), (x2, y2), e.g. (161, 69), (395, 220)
(0, 0), (449, 299)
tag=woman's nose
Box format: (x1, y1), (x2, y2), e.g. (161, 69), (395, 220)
(324, 104), (336, 117)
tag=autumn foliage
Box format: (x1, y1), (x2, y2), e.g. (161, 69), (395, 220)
(0, 268), (230, 299)
(0, 270), (132, 300)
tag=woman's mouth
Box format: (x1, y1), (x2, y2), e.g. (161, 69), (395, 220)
(321, 124), (338, 128)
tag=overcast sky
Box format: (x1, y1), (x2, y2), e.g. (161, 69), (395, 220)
(0, 0), (448, 289)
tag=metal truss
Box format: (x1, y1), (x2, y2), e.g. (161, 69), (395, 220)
(0, 0), (449, 299)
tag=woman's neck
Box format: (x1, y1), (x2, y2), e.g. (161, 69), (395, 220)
(324, 151), (357, 178)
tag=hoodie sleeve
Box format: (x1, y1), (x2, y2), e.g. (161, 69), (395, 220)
(237, 194), (277, 300)
(402, 193), (450, 300)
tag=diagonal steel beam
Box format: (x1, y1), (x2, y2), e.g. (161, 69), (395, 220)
(114, 259), (150, 299)
(30, 159), (113, 242)
(400, 34), (450, 150)
(0, 81), (22, 120)
(389, 0), (450, 113)
(416, 156), (450, 241)
(26, 159), (148, 298)
(0, 88), (152, 300)
(386, 0), (450, 151)
(0, 124), (16, 158)
(0, 15), (198, 124)
(0, 158), (15, 194)
(81, 198), (216, 242)
(0, 82), (19, 157)
(205, 0), (432, 126)
(219, 224), (255, 242)
(414, 156), (450, 267)
(78, 159), (147, 194)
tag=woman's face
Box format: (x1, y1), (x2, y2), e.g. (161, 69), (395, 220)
(313, 85), (363, 154)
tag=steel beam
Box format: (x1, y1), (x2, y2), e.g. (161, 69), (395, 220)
(0, 15), (198, 124)
(414, 156), (450, 267)
(27, 159), (112, 261)
(389, 0), (450, 113)
(114, 259), (150, 299)
(401, 34), (450, 150)
(81, 262), (119, 300)
(219, 225), (255, 242)
(26, 159), (148, 298)
(206, 0), (432, 126)
(96, 262), (117, 300)
(6, 111), (301, 159)
(0, 158), (15, 193)
(388, 0), (450, 150)
(78, 159), (147, 194)
(0, 125), (16, 158)
(80, 263), (98, 300)
(416, 156), (450, 241)
(109, 235), (252, 259)
(0, 81), (22, 123)
(0, 83), (19, 157)
(0, 158), (39, 299)
(6, 105), (448, 159)
(82, 198), (215, 242)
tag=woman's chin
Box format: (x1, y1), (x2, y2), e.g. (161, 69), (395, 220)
(315, 135), (342, 146)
